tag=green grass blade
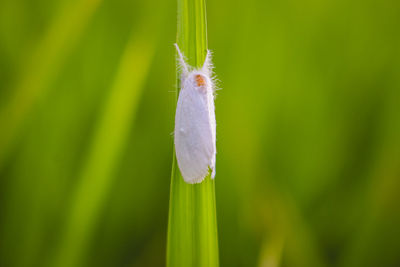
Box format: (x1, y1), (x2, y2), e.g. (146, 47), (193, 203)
(51, 35), (155, 267)
(167, 0), (219, 266)
(0, 0), (102, 169)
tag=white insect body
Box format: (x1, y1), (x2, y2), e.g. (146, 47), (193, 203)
(174, 44), (216, 184)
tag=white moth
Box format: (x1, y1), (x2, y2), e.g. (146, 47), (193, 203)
(174, 43), (217, 184)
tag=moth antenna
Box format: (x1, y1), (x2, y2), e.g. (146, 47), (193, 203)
(202, 49), (213, 75)
(202, 49), (218, 94)
(174, 43), (189, 74)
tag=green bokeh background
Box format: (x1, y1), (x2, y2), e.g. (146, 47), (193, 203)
(1, 0), (399, 266)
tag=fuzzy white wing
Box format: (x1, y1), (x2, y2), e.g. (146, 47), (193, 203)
(174, 82), (215, 184)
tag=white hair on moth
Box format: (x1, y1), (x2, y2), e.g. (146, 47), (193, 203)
(174, 43), (217, 184)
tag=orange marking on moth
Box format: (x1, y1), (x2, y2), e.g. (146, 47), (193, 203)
(195, 74), (206, 86)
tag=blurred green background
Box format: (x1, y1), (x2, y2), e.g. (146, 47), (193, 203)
(1, 0), (400, 266)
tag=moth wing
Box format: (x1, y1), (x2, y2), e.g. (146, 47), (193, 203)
(174, 83), (215, 184)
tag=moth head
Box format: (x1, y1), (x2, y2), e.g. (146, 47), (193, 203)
(191, 73), (209, 94)
(195, 74), (206, 86)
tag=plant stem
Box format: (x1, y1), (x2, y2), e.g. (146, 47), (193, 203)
(167, 0), (219, 266)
